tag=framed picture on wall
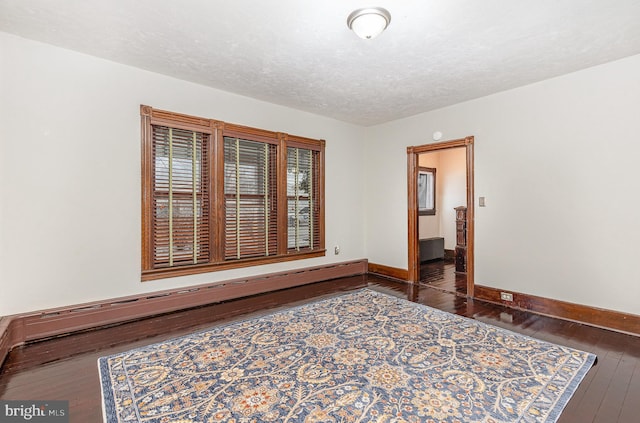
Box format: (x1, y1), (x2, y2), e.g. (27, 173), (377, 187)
(418, 167), (436, 216)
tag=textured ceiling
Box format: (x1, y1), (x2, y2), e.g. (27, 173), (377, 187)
(2, 0), (640, 126)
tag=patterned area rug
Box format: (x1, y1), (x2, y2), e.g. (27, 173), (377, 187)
(98, 289), (595, 422)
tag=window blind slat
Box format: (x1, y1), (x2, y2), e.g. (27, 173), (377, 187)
(287, 147), (319, 252)
(152, 125), (210, 268)
(223, 137), (277, 260)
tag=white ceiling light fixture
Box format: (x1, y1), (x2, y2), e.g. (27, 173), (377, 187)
(347, 7), (391, 40)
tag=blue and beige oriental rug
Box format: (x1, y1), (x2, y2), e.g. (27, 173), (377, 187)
(98, 289), (595, 422)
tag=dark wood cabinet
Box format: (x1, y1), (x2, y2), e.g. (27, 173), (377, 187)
(454, 206), (467, 273)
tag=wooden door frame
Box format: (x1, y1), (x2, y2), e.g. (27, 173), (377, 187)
(407, 136), (475, 296)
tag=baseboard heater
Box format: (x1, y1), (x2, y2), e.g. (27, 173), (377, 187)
(0, 259), (368, 369)
(419, 237), (445, 262)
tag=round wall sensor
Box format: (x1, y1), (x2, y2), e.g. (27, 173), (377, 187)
(432, 131), (443, 141)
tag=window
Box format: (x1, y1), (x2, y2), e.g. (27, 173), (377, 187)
(418, 167), (436, 216)
(151, 125), (210, 268)
(141, 105), (325, 280)
(223, 136), (277, 260)
(287, 147), (320, 250)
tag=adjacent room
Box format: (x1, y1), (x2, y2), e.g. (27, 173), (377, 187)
(1, 1), (640, 422)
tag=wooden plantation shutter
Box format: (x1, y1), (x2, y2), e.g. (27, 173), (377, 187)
(152, 125), (210, 267)
(223, 136), (278, 259)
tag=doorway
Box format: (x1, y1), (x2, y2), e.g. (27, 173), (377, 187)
(407, 136), (474, 297)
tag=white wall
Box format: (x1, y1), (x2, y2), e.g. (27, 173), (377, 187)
(365, 54), (640, 315)
(0, 32), (366, 315)
(418, 153), (440, 239)
(437, 148), (466, 250)
(3, 31), (640, 319)
(417, 149), (466, 248)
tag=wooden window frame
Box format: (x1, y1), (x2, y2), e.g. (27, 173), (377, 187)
(418, 167), (436, 216)
(141, 105), (325, 281)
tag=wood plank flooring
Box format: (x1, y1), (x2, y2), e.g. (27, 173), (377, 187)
(1, 273), (639, 423)
(420, 258), (467, 295)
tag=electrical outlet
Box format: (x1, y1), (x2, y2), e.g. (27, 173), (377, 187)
(500, 292), (513, 302)
(334, 245), (340, 255)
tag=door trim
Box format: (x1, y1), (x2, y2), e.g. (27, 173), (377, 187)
(407, 136), (475, 296)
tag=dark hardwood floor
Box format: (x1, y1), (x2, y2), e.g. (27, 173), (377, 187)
(420, 258), (467, 295)
(1, 274), (639, 422)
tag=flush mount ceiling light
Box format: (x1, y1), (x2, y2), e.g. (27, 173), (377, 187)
(347, 7), (391, 39)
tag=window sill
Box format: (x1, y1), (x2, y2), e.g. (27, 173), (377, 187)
(418, 210), (436, 216)
(142, 249), (327, 281)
